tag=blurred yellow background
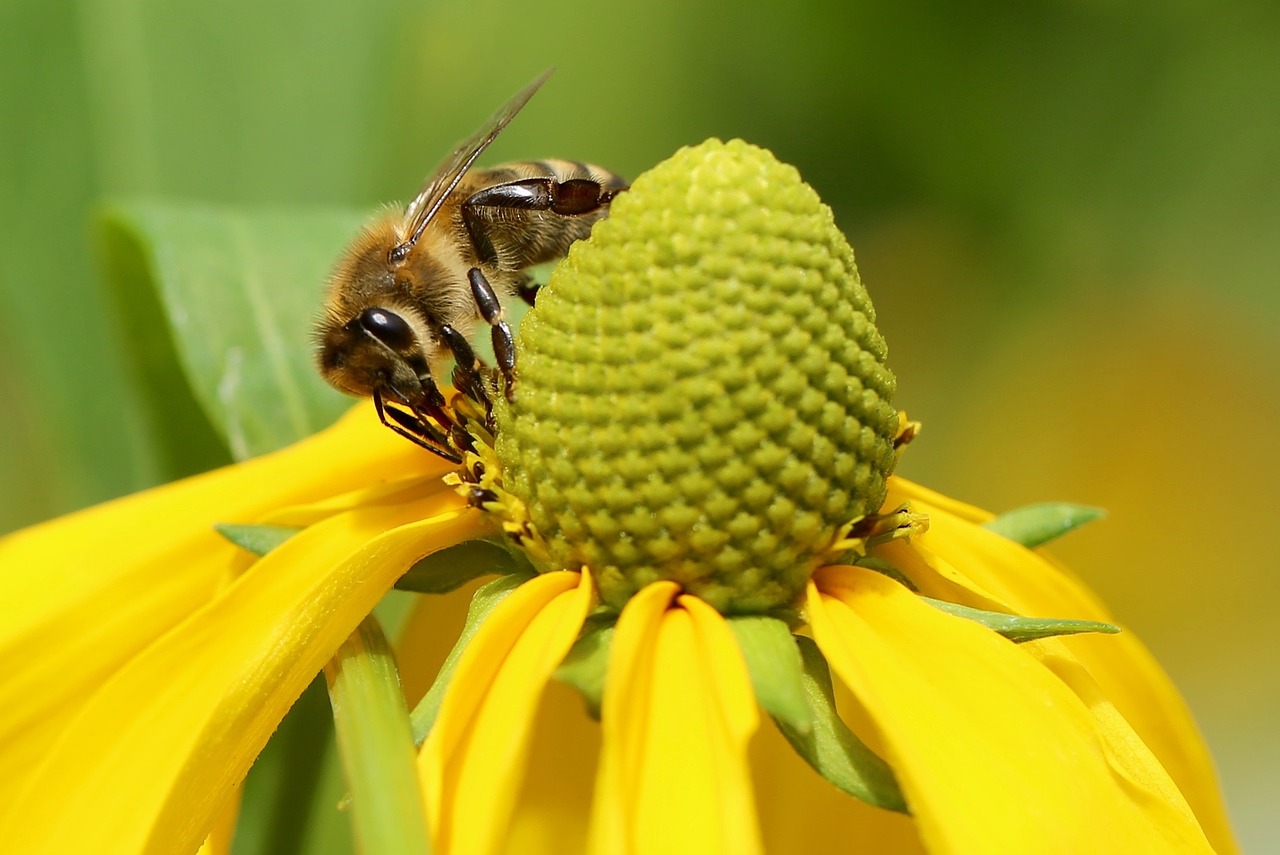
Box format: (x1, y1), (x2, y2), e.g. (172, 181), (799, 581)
(2, 1), (1276, 849)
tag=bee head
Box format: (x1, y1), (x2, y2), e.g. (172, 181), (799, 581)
(316, 305), (437, 407)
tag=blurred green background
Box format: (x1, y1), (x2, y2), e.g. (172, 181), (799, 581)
(2, 0), (1276, 848)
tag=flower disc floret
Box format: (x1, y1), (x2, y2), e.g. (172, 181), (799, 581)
(495, 139), (899, 614)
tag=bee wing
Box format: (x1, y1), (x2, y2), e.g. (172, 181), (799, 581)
(395, 69), (553, 256)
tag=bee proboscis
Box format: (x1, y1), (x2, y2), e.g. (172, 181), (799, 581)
(316, 70), (627, 461)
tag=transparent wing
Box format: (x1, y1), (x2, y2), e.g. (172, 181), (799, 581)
(394, 69), (553, 256)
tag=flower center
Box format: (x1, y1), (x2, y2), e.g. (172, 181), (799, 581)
(465, 139), (900, 615)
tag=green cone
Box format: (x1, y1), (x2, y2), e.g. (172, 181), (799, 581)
(496, 139), (899, 614)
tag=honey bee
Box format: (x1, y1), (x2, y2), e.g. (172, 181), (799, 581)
(316, 70), (627, 461)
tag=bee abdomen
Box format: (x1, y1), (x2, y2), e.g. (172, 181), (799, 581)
(496, 159), (628, 196)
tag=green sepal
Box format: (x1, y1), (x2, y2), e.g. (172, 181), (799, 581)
(727, 616), (812, 736)
(552, 614), (617, 720)
(394, 539), (534, 595)
(853, 555), (919, 591)
(215, 522), (301, 557)
(983, 502), (1105, 548)
(408, 571), (535, 746)
(778, 637), (907, 813)
(924, 598), (1120, 643)
(323, 616), (431, 855)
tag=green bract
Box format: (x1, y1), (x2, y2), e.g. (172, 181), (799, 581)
(495, 139), (899, 614)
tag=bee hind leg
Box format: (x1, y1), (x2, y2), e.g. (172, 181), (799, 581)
(466, 268), (518, 403)
(461, 174), (621, 265)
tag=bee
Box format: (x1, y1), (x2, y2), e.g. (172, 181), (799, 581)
(315, 70), (627, 462)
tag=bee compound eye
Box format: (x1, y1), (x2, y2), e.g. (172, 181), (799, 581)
(358, 307), (416, 351)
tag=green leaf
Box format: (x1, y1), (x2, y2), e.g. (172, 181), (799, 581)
(727, 616), (812, 736)
(215, 523), (302, 557)
(394, 539), (534, 595)
(923, 598), (1120, 643)
(98, 203), (369, 460)
(96, 204), (234, 482)
(0, 4), (184, 533)
(324, 617), (432, 855)
(408, 571), (535, 745)
(778, 637), (907, 813)
(983, 502), (1105, 548)
(553, 616), (617, 720)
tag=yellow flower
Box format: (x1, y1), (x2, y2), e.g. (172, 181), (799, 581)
(0, 140), (1238, 855)
(0, 408), (479, 852)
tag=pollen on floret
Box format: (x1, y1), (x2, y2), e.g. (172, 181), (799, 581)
(485, 138), (901, 615)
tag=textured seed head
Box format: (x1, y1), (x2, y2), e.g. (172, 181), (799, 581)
(494, 139), (899, 614)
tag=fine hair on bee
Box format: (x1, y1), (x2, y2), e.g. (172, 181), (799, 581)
(314, 68), (628, 462)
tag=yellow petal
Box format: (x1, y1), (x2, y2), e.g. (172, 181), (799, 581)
(195, 788), (240, 855)
(882, 488), (1238, 853)
(412, 580), (914, 854)
(418, 569), (592, 855)
(886, 476), (993, 524)
(2, 489), (480, 855)
(590, 584), (763, 855)
(478, 633), (924, 855)
(395, 580), (488, 708)
(884, 481), (1105, 614)
(808, 565), (1214, 853)
(262, 472), (454, 528)
(0, 405), (444, 806)
(503, 678), (601, 854)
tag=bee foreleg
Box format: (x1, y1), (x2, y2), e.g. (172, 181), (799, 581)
(414, 376), (459, 433)
(373, 391), (462, 464)
(467, 268), (517, 401)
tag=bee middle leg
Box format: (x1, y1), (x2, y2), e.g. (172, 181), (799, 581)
(466, 268), (517, 402)
(437, 323), (493, 415)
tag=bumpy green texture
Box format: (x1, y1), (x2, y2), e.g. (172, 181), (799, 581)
(495, 139), (899, 614)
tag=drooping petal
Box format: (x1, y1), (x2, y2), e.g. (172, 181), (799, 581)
(885, 476), (993, 524)
(884, 478), (1102, 614)
(504, 679), (602, 853)
(590, 583), (763, 855)
(395, 582), (485, 709)
(882, 482), (1238, 853)
(418, 569), (592, 855)
(262, 472), (453, 528)
(808, 564), (1214, 854)
(0, 405), (443, 805)
(2, 490), (480, 855)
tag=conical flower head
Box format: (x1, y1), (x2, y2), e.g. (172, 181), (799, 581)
(496, 139), (900, 614)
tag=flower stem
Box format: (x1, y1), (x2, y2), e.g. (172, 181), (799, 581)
(325, 616), (432, 855)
